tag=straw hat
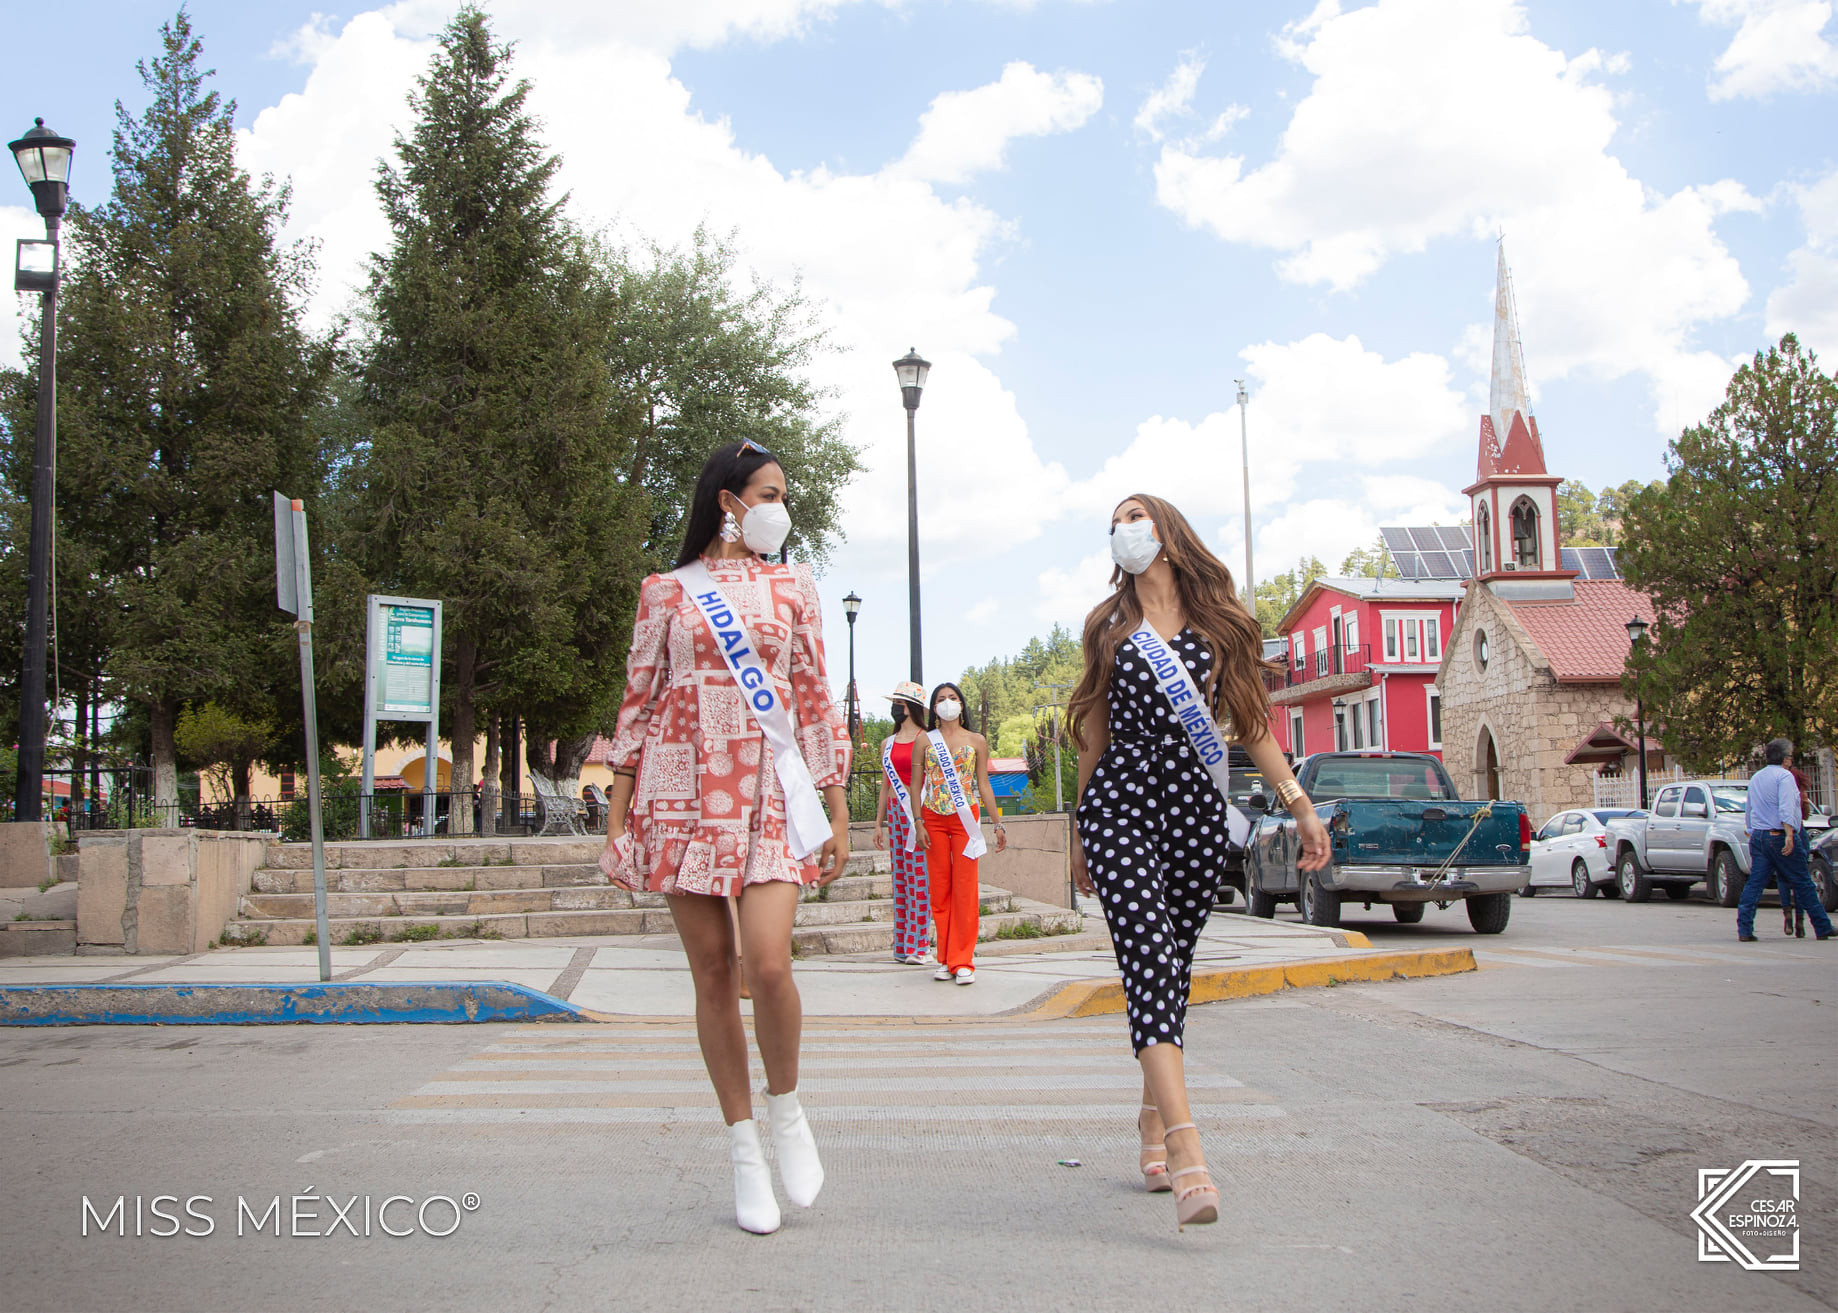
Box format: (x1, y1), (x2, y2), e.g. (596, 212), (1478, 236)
(884, 680), (927, 706)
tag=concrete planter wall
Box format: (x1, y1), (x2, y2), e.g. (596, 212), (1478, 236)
(77, 830), (274, 954)
(849, 811), (1074, 909)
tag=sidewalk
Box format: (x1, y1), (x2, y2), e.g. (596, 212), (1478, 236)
(0, 901), (1473, 1022)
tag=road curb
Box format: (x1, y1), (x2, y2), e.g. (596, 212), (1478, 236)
(1013, 946), (1478, 1021)
(0, 981), (607, 1026)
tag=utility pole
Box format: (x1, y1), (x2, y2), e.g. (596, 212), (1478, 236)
(1236, 379), (1255, 615)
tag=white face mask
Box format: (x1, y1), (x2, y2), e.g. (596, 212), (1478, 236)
(934, 699), (963, 723)
(1110, 518), (1161, 574)
(738, 500), (792, 555)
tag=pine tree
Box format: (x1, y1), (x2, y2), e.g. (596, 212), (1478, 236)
(1, 12), (333, 815)
(1620, 335), (1838, 769)
(353, 8), (647, 828)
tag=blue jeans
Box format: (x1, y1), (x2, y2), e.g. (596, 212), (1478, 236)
(1740, 832), (1833, 938)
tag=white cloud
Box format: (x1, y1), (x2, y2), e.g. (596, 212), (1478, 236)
(1681, 0), (1838, 99)
(1134, 53), (1246, 147)
(965, 596), (999, 623)
(1147, 0), (1754, 433)
(1766, 168), (1838, 360)
(898, 61), (1103, 186)
(1033, 547), (1114, 628)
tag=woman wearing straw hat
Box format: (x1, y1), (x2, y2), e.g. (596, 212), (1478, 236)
(873, 680), (934, 964)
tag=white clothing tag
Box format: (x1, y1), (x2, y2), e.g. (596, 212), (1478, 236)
(882, 737), (918, 851)
(674, 561), (832, 860)
(1127, 626), (1252, 847)
(925, 729), (988, 860)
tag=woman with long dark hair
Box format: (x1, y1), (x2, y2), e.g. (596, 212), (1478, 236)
(873, 680), (934, 963)
(1068, 493), (1329, 1228)
(601, 439), (853, 1235)
(911, 681), (1007, 984)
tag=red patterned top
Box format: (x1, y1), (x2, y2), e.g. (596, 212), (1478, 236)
(609, 555), (851, 895)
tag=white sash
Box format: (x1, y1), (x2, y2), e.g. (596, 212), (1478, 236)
(674, 561), (832, 860)
(1128, 626), (1253, 846)
(882, 737), (918, 851)
(925, 729), (988, 860)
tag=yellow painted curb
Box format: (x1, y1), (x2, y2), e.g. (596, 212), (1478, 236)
(1017, 946), (1477, 1021)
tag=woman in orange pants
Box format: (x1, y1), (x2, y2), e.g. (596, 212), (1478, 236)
(911, 682), (1007, 983)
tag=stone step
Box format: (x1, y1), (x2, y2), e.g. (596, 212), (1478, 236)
(261, 838), (606, 870)
(235, 884), (976, 925)
(250, 850), (887, 893)
(219, 897), (1081, 954)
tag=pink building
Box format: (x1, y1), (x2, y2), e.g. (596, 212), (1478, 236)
(1264, 577), (1465, 760)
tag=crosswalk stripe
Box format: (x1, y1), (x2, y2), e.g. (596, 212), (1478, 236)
(384, 1104), (1289, 1126)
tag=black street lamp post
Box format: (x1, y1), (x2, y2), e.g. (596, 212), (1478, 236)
(1625, 615), (1650, 809)
(842, 591), (862, 745)
(893, 348), (930, 683)
(10, 119), (75, 824)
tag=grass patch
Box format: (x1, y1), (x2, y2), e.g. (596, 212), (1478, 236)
(341, 925), (383, 947)
(390, 923), (441, 942)
(300, 929), (315, 946)
(450, 919), (503, 941)
(38, 873), (58, 893)
(993, 920), (1046, 941)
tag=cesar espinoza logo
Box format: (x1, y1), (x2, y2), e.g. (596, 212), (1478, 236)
(1693, 1161), (1800, 1272)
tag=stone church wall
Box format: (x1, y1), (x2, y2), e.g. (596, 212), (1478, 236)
(1438, 585), (1637, 826)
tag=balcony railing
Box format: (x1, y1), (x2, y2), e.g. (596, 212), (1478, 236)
(1264, 643), (1371, 694)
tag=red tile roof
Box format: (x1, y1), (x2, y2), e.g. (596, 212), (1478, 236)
(1502, 579), (1655, 682)
(591, 734), (616, 765)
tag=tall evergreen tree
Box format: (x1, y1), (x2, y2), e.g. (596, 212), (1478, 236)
(1, 12), (333, 815)
(1620, 334), (1838, 769)
(353, 8), (646, 828)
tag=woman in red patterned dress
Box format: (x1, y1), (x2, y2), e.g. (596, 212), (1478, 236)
(601, 440), (853, 1235)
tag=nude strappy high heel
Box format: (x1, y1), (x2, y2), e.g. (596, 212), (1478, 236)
(1162, 1122), (1218, 1228)
(1138, 1104), (1171, 1192)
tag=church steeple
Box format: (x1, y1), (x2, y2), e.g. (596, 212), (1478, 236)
(1466, 242), (1571, 591)
(1477, 241), (1550, 482)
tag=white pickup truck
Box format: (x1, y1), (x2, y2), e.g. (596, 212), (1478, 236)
(1603, 779), (1752, 905)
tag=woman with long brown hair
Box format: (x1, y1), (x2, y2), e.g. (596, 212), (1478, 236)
(1069, 493), (1329, 1228)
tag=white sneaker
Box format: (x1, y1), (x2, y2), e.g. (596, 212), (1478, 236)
(933, 965), (954, 981)
(913, 952), (936, 966)
(955, 967), (975, 985)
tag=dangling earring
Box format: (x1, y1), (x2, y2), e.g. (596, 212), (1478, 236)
(719, 510), (742, 544)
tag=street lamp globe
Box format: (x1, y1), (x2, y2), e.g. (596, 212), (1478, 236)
(893, 348), (931, 411)
(1624, 615), (1649, 646)
(9, 119), (75, 220)
(843, 591), (862, 621)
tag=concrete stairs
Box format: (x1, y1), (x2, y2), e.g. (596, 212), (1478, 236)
(219, 837), (1082, 954)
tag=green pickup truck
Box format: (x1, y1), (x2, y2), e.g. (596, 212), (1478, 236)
(1241, 751), (1531, 934)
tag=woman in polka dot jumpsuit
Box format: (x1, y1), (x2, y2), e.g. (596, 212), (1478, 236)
(1070, 493), (1330, 1228)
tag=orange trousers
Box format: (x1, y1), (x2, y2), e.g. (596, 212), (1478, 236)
(924, 810), (981, 971)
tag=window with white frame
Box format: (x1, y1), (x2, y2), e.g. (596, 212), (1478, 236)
(1368, 697), (1382, 748)
(1290, 710), (1305, 757)
(1427, 687), (1443, 748)
(1292, 633), (1305, 670)
(1313, 626), (1329, 675)
(1380, 612), (1445, 664)
(1351, 702), (1364, 749)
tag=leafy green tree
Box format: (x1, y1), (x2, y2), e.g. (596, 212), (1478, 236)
(174, 701), (276, 821)
(1620, 334), (1838, 770)
(1339, 535), (1397, 580)
(605, 229), (862, 575)
(1595, 478), (1660, 547)
(351, 8), (648, 825)
(1254, 556), (1326, 637)
(1557, 480), (1608, 545)
(0, 13), (334, 814)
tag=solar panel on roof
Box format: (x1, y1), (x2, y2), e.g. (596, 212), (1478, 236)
(1437, 525), (1473, 550)
(1458, 550), (1475, 575)
(1381, 528), (1415, 553)
(1392, 551), (1426, 577)
(1561, 548), (1581, 574)
(1580, 547), (1620, 579)
(1420, 550), (1456, 577)
(1408, 528), (1442, 551)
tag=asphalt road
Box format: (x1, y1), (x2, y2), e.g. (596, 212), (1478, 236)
(1, 894), (1831, 1313)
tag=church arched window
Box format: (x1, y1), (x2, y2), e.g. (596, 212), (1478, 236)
(1510, 496), (1541, 569)
(1476, 502), (1492, 574)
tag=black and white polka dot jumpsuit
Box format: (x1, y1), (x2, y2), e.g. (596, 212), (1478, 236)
(1075, 629), (1228, 1053)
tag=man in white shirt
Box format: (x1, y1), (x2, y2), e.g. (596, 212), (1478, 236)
(1739, 739), (1834, 942)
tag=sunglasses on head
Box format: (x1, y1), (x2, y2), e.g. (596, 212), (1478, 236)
(738, 438), (774, 459)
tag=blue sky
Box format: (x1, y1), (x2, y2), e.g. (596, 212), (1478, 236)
(7, 0), (1837, 715)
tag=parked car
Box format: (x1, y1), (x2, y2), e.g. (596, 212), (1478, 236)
(1213, 746), (1274, 908)
(1805, 827), (1838, 913)
(1522, 808), (1645, 898)
(1604, 780), (1751, 904)
(1242, 751), (1530, 934)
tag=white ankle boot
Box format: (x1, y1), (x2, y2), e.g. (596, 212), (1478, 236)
(728, 1119), (781, 1234)
(765, 1088), (824, 1207)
